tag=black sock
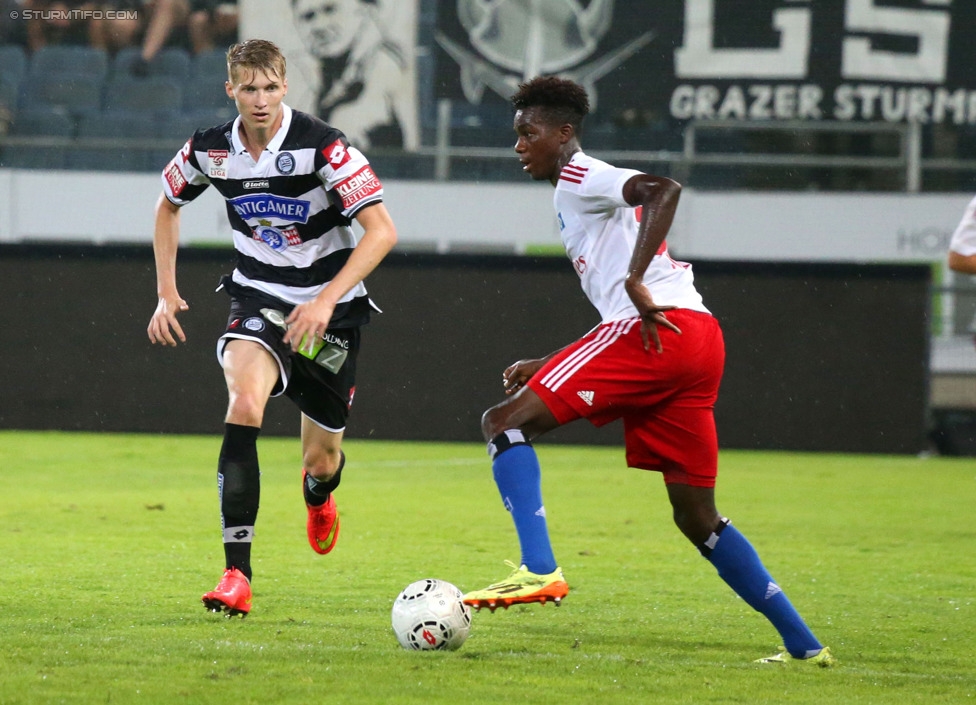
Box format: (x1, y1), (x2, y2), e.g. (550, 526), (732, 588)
(303, 451), (344, 507)
(218, 423), (261, 582)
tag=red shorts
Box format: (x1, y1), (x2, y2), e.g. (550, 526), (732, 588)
(527, 309), (725, 487)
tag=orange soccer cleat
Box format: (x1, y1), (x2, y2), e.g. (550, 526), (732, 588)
(202, 567), (252, 617)
(304, 470), (340, 555)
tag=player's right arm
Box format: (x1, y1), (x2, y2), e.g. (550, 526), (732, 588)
(148, 193), (189, 346)
(148, 136), (211, 345)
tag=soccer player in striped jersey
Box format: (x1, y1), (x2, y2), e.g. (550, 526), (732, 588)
(147, 39), (397, 617)
(462, 76), (834, 667)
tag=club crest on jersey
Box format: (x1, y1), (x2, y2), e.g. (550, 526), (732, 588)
(253, 222), (302, 251)
(243, 317), (265, 332)
(275, 151), (296, 175)
(229, 194), (311, 223)
(208, 149), (229, 179)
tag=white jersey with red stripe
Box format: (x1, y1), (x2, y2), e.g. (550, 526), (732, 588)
(950, 193), (976, 256)
(554, 152), (708, 323)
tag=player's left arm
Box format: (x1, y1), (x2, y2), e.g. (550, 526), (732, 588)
(622, 174), (683, 353)
(284, 203), (397, 352)
(949, 250), (976, 274)
(948, 196), (976, 274)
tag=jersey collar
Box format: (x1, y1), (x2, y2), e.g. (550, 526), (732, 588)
(230, 103), (293, 156)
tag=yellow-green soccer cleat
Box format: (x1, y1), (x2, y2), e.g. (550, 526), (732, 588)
(755, 646), (836, 667)
(463, 561), (569, 612)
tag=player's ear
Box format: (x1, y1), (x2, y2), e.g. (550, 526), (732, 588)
(282, 77), (288, 96)
(225, 80), (234, 99)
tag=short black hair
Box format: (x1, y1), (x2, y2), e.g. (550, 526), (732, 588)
(512, 76), (590, 131)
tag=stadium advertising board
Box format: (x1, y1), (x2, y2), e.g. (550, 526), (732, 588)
(240, 0), (420, 150)
(434, 0), (976, 126)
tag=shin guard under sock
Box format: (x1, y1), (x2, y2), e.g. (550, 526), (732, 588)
(701, 519), (822, 658)
(488, 430), (557, 575)
(218, 423), (261, 581)
(304, 451), (345, 507)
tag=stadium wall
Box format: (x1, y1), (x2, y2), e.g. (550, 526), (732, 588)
(0, 169), (968, 263)
(0, 245), (930, 454)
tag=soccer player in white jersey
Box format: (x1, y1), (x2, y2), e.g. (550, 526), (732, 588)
(147, 39), (397, 617)
(949, 194), (976, 275)
(947, 195), (976, 347)
(462, 76), (834, 666)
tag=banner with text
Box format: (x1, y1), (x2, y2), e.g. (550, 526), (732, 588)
(434, 0), (976, 126)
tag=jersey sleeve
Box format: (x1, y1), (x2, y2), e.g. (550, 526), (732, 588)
(581, 164), (642, 208)
(161, 136), (211, 206)
(314, 135), (384, 218)
(950, 195), (976, 257)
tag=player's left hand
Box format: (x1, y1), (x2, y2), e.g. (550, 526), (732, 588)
(625, 281), (681, 353)
(503, 358), (546, 394)
(284, 298), (336, 354)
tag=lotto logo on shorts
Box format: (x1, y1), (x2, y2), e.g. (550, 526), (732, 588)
(322, 139), (351, 168)
(336, 165), (381, 210)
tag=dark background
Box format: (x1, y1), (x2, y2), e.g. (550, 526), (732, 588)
(0, 245), (930, 454)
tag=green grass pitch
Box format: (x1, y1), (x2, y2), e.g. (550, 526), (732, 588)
(0, 431), (973, 704)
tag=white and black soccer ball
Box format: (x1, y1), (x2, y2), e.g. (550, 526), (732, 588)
(391, 579), (471, 651)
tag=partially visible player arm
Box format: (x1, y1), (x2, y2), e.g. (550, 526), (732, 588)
(284, 202), (398, 352)
(622, 174), (683, 353)
(501, 344), (575, 395)
(949, 250), (976, 274)
(949, 196), (976, 274)
(147, 193), (190, 346)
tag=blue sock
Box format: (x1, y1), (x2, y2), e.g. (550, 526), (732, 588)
(703, 519), (822, 658)
(488, 431), (557, 575)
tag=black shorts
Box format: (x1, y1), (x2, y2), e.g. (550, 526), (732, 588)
(216, 286), (360, 432)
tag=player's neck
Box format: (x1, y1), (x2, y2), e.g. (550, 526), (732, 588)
(238, 116), (284, 160)
(550, 146), (581, 186)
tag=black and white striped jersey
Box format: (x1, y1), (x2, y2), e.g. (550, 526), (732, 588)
(161, 104), (383, 327)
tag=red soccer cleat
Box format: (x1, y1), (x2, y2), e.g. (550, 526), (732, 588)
(304, 470), (340, 555)
(202, 567), (252, 617)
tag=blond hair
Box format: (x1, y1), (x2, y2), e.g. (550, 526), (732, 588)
(226, 39), (287, 83)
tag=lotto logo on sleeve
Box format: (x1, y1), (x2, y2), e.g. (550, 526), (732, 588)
(164, 162), (187, 196)
(322, 139), (351, 168)
(335, 165), (381, 210)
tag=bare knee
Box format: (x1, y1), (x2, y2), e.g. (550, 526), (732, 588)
(225, 390), (267, 428)
(672, 506), (721, 545)
(481, 405), (508, 442)
(481, 390), (558, 443)
(304, 446), (343, 481)
(667, 484), (722, 545)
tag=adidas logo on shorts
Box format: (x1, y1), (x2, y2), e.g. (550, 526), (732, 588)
(577, 390), (595, 406)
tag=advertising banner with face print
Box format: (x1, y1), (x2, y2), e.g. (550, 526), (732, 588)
(240, 0), (420, 150)
(434, 0), (976, 127)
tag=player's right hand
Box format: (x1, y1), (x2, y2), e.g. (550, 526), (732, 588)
(148, 295), (189, 346)
(502, 358), (545, 395)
